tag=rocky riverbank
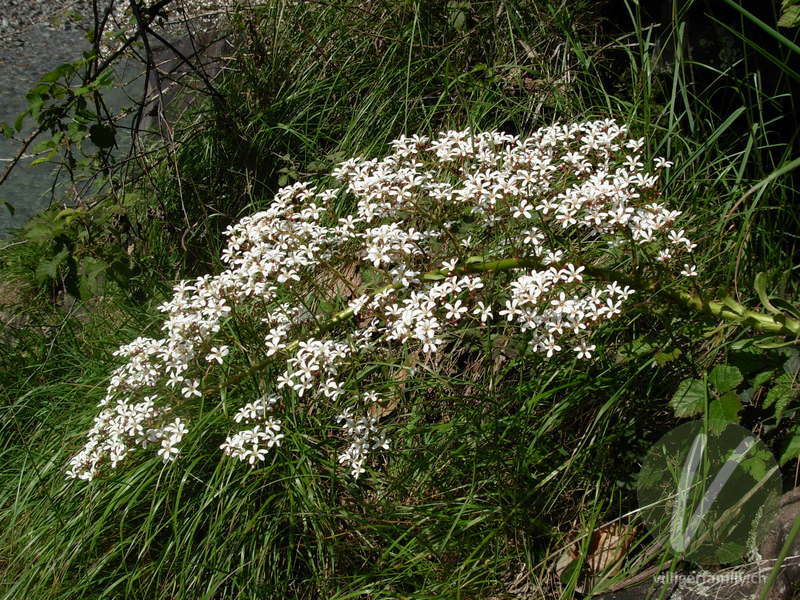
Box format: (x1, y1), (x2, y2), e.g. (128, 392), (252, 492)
(0, 0), (96, 48)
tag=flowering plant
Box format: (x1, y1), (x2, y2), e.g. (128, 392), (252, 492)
(67, 119), (703, 481)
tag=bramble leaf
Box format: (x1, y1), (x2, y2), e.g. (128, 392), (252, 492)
(670, 378), (707, 418)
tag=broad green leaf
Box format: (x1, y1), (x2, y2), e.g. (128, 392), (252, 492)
(709, 364), (743, 393)
(670, 378), (707, 418)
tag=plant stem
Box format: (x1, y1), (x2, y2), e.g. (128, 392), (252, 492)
(204, 257), (799, 397)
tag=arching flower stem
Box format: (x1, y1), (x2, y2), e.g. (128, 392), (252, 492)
(206, 257), (798, 399)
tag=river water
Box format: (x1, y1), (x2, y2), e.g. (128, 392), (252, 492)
(0, 23), (138, 238)
(0, 24), (90, 237)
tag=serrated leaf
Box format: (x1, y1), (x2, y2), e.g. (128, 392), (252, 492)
(34, 247), (69, 283)
(670, 378), (707, 418)
(778, 2), (800, 27)
(709, 364), (743, 393)
(752, 370), (777, 389)
(780, 428), (800, 465)
(764, 384), (795, 422)
(708, 391), (742, 434)
(654, 347), (682, 366)
(741, 454), (768, 481)
(783, 352), (800, 378)
(40, 62), (75, 83)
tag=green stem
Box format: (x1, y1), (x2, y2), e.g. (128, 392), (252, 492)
(204, 257), (799, 397)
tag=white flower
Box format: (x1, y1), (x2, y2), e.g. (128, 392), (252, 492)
(181, 379), (201, 399)
(206, 345), (230, 364)
(443, 300), (468, 321)
(441, 259), (458, 273)
(473, 301), (493, 323)
(654, 157), (673, 169)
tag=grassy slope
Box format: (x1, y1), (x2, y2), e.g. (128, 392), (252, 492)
(1, 1), (799, 598)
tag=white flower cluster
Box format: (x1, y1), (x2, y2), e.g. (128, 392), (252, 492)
(68, 119), (695, 482)
(220, 394), (284, 465)
(503, 268), (634, 358)
(336, 403), (390, 479)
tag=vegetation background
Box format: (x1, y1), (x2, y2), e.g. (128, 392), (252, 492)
(1, 0), (799, 598)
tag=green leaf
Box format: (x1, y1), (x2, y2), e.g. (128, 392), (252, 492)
(784, 350), (800, 377)
(741, 453), (768, 481)
(89, 123), (116, 148)
(764, 384), (795, 422)
(35, 247), (69, 284)
(14, 110), (27, 132)
(754, 337), (799, 349)
(0, 122), (13, 138)
(670, 378), (707, 418)
(77, 257), (106, 299)
(447, 1), (469, 31)
(770, 298), (800, 321)
(709, 364), (743, 393)
(780, 428), (800, 465)
(3, 201), (14, 216)
(422, 271), (446, 281)
(779, 0), (800, 28)
(721, 295), (745, 316)
(654, 348), (682, 367)
(40, 62), (75, 83)
(755, 272), (780, 314)
(708, 391), (742, 433)
(752, 370), (777, 390)
(30, 152), (55, 166)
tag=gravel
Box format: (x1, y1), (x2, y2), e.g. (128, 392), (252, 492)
(0, 0), (98, 49)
